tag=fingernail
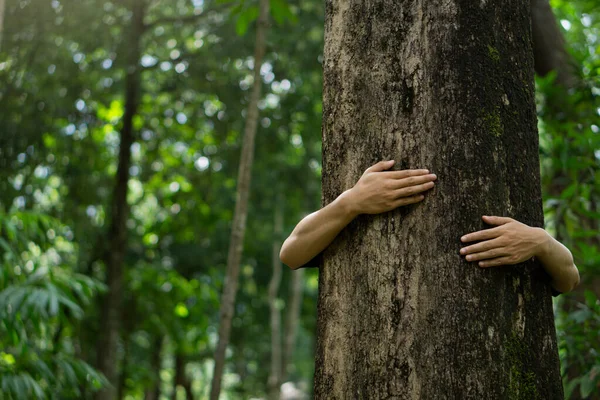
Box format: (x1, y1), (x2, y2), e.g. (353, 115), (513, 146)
(461, 236), (466, 241)
(466, 255), (472, 260)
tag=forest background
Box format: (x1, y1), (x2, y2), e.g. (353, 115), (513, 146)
(0, 0), (598, 399)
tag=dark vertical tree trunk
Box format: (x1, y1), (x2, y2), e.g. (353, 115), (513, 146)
(96, 1), (145, 399)
(209, 0), (270, 398)
(268, 195), (284, 400)
(0, 0), (5, 51)
(172, 352), (193, 400)
(117, 334), (130, 400)
(145, 336), (163, 400)
(530, 0), (577, 88)
(314, 1), (563, 399)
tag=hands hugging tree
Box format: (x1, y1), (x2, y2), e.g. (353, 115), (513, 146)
(280, 159), (579, 294)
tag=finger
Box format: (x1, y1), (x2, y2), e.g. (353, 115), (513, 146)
(461, 226), (503, 242)
(465, 248), (509, 262)
(460, 237), (503, 255)
(383, 169), (430, 179)
(367, 160), (395, 173)
(392, 194), (424, 208)
(393, 181), (435, 198)
(479, 256), (514, 268)
(482, 215), (513, 226)
(389, 174), (437, 190)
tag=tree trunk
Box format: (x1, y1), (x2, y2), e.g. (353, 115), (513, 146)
(314, 1), (563, 399)
(268, 195), (284, 400)
(282, 268), (304, 382)
(145, 336), (163, 400)
(208, 0), (270, 398)
(117, 334), (130, 400)
(173, 353), (192, 400)
(96, 1), (145, 399)
(530, 0), (577, 88)
(0, 0), (5, 51)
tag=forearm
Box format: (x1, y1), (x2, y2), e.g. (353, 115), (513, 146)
(534, 228), (580, 293)
(280, 189), (358, 269)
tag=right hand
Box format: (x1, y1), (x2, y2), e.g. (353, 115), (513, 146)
(345, 160), (436, 215)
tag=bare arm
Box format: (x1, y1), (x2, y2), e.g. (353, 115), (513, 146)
(280, 160), (437, 269)
(460, 215), (580, 293)
(279, 189), (358, 269)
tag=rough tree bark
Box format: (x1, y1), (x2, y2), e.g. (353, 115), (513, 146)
(313, 0), (563, 399)
(95, 1), (145, 399)
(268, 196), (284, 400)
(209, 0), (270, 398)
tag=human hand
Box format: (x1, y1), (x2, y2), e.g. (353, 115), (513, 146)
(345, 160), (437, 215)
(460, 216), (549, 267)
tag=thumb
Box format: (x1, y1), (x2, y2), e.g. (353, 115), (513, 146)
(367, 159), (395, 173)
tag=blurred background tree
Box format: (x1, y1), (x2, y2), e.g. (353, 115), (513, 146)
(0, 0), (597, 399)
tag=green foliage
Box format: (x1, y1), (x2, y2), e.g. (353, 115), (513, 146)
(556, 292), (600, 399)
(537, 2), (600, 398)
(0, 210), (107, 399)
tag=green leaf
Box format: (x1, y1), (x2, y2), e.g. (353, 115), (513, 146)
(236, 6), (259, 36)
(270, 0), (298, 25)
(580, 371), (597, 397)
(560, 183), (577, 199)
(584, 290), (598, 308)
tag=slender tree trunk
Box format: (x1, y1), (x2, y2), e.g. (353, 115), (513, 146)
(268, 195), (284, 400)
(282, 268), (304, 382)
(0, 0), (5, 51)
(117, 334), (130, 400)
(209, 0), (270, 398)
(96, 1), (145, 399)
(184, 382), (194, 400)
(173, 353), (192, 400)
(530, 0), (577, 88)
(145, 336), (163, 400)
(313, 1), (562, 399)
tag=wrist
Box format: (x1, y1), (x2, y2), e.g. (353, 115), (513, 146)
(533, 227), (552, 259)
(337, 189), (361, 219)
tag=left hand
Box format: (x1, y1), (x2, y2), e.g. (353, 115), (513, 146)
(460, 215), (547, 268)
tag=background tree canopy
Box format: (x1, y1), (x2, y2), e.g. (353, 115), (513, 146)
(0, 0), (597, 399)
